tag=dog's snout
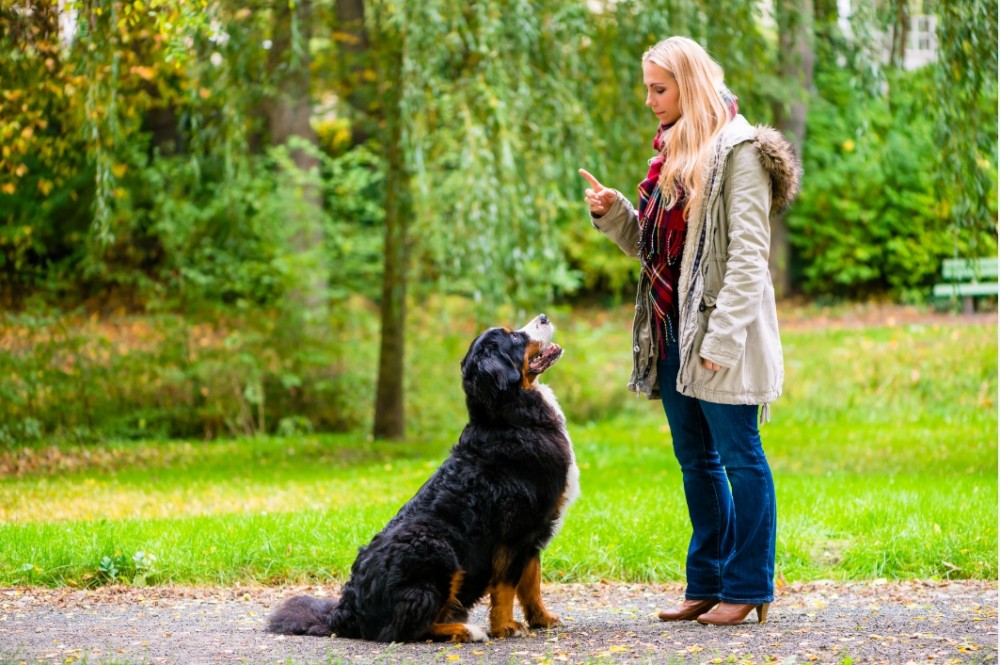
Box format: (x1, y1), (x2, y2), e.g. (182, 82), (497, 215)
(539, 314), (549, 325)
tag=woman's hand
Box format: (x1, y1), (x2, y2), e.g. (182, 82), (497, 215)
(701, 357), (724, 372)
(578, 169), (617, 216)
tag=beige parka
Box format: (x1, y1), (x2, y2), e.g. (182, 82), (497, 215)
(592, 115), (801, 415)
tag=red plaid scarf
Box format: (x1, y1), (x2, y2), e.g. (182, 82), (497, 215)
(639, 91), (739, 357)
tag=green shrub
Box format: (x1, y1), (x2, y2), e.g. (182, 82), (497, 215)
(0, 303), (377, 446)
(787, 66), (998, 300)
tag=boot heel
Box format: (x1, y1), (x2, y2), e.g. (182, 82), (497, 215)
(755, 603), (770, 623)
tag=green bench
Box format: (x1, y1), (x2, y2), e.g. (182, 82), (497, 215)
(932, 257), (998, 313)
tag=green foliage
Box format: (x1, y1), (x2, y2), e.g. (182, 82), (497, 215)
(0, 315), (995, 584)
(933, 0), (999, 249)
(787, 64), (998, 299)
(0, 304), (378, 446)
(4, 1), (998, 312)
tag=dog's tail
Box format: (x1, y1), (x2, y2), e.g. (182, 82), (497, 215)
(267, 595), (339, 637)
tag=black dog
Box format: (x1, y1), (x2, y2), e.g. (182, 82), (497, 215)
(267, 314), (578, 642)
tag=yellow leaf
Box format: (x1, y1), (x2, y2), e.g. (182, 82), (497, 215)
(131, 65), (156, 81)
(332, 31), (361, 46)
(608, 645), (630, 653)
(21, 126), (34, 140)
(199, 87), (211, 99)
(37, 179), (53, 196)
(111, 163), (128, 178)
(1, 183), (15, 195)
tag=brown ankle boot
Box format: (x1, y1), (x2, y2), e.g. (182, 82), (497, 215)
(696, 602), (770, 625)
(657, 598), (719, 622)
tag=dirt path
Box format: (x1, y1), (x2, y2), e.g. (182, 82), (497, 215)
(1, 580), (995, 664)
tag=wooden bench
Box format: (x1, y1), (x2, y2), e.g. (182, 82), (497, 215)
(932, 257), (998, 313)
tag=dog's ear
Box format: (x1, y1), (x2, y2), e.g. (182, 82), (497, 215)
(461, 333), (521, 404)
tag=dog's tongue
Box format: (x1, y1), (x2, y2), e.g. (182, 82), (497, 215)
(529, 343), (563, 374)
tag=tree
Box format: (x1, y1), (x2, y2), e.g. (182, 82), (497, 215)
(266, 0), (329, 312)
(772, 0), (815, 298)
(933, 0), (999, 256)
(370, 8), (410, 440)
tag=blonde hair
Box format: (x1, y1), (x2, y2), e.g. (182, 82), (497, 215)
(642, 37), (731, 217)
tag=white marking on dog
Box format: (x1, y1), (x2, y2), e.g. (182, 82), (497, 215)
(535, 382), (579, 538)
(465, 624), (488, 642)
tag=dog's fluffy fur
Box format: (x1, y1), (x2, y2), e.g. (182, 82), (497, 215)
(267, 315), (578, 642)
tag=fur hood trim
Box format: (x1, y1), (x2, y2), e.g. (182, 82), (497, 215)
(751, 125), (802, 214)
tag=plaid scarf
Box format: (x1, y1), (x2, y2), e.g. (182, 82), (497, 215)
(639, 89), (739, 357)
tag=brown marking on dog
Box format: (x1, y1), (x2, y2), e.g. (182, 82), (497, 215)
(521, 340), (543, 388)
(434, 570), (466, 624)
(488, 582), (526, 638)
(549, 493), (569, 522)
(486, 547), (527, 637)
(516, 556), (561, 628)
(425, 622), (478, 642)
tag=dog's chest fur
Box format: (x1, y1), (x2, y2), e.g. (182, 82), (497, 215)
(535, 382), (579, 539)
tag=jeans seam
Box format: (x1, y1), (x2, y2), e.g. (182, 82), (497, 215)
(695, 409), (724, 595)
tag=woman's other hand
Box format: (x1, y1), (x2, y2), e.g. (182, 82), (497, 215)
(578, 168), (617, 216)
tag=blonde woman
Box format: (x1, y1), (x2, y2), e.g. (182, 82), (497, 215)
(579, 36), (800, 625)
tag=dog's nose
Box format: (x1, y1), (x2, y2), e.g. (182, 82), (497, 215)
(539, 314), (549, 325)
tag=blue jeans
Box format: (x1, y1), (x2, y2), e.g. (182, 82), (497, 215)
(657, 336), (776, 604)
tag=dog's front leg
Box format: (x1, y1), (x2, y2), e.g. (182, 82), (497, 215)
(517, 556), (561, 629)
(488, 583), (528, 638)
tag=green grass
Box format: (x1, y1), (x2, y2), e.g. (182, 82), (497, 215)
(0, 314), (995, 587)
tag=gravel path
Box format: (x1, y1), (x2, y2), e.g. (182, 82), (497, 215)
(1, 580), (995, 664)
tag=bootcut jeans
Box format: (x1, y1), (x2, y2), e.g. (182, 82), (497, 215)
(656, 335), (776, 605)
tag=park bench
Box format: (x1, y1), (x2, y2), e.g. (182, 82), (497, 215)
(932, 257), (998, 313)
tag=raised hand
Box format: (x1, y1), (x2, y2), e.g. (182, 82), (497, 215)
(578, 168), (617, 216)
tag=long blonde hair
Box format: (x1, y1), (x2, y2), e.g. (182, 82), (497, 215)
(642, 37), (731, 218)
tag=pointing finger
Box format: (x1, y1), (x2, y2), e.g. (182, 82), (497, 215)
(578, 168), (604, 191)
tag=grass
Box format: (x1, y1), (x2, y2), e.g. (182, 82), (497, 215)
(0, 308), (995, 588)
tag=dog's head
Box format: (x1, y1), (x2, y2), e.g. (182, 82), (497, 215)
(460, 314), (563, 406)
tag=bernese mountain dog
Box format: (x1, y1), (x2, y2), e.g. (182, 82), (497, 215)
(267, 314), (578, 643)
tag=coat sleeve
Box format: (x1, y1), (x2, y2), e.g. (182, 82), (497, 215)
(700, 143), (772, 367)
(590, 191), (641, 258)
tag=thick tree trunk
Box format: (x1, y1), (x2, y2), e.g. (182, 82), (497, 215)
(772, 0), (815, 299)
(372, 95), (411, 440)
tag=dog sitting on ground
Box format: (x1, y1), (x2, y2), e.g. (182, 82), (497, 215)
(267, 314), (578, 642)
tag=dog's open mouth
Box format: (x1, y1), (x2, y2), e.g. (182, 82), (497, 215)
(528, 342), (563, 374)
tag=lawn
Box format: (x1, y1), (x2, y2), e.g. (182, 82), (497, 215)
(0, 308), (995, 588)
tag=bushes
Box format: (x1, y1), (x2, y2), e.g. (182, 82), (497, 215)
(787, 67), (998, 300)
(0, 304), (377, 447)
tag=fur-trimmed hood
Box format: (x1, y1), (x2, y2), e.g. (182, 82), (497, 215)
(717, 116), (802, 215)
(751, 125), (802, 214)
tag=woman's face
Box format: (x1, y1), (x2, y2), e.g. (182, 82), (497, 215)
(643, 60), (681, 126)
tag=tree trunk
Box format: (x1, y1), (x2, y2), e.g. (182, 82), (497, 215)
(772, 0), (815, 299)
(266, 0), (327, 311)
(372, 89), (411, 440)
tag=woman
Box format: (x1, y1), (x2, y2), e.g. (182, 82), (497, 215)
(579, 36), (800, 625)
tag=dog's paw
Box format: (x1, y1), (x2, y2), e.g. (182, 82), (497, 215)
(489, 620), (528, 639)
(527, 612), (561, 629)
(462, 624), (488, 642)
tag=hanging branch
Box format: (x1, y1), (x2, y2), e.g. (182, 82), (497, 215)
(933, 0), (999, 252)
